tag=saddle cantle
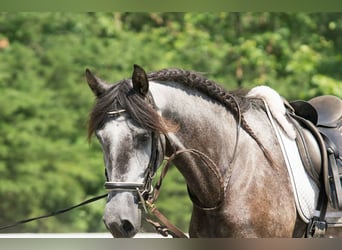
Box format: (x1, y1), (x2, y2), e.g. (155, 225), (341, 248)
(289, 95), (342, 209)
(310, 95), (342, 128)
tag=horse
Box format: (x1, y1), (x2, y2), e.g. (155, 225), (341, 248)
(85, 64), (341, 238)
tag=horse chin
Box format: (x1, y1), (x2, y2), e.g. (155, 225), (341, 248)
(103, 192), (141, 238)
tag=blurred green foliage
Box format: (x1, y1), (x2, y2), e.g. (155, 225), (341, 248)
(0, 13), (341, 233)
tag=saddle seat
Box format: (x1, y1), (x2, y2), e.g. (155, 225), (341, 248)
(289, 95), (342, 209)
(290, 95), (342, 128)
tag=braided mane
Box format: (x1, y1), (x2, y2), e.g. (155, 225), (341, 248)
(148, 68), (249, 116)
(147, 68), (276, 167)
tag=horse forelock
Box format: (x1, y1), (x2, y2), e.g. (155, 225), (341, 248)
(88, 79), (176, 141)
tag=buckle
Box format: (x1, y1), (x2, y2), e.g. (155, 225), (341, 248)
(306, 216), (327, 238)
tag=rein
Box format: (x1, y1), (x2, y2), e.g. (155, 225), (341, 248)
(142, 147), (226, 238)
(0, 193), (107, 231)
(151, 147), (225, 209)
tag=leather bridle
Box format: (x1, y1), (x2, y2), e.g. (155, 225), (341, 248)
(102, 109), (187, 237)
(103, 91), (162, 202)
(103, 129), (161, 202)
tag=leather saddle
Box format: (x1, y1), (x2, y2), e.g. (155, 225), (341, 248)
(289, 95), (342, 209)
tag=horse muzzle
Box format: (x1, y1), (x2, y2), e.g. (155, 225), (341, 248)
(103, 191), (141, 238)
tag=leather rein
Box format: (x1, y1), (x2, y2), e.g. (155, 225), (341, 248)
(104, 94), (241, 238)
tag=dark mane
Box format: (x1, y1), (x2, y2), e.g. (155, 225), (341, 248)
(147, 68), (250, 116)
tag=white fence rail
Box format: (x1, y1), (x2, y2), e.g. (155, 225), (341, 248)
(0, 233), (169, 238)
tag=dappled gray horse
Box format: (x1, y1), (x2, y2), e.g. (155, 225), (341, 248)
(85, 64), (341, 237)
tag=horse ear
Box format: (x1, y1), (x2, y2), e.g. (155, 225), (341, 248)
(132, 64), (149, 97)
(85, 69), (110, 97)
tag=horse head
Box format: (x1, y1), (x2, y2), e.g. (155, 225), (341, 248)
(85, 65), (166, 237)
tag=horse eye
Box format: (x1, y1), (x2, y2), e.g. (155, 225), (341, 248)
(136, 133), (150, 143)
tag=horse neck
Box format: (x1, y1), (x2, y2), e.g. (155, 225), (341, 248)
(149, 81), (237, 208)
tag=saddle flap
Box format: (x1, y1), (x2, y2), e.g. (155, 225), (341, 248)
(309, 95), (342, 128)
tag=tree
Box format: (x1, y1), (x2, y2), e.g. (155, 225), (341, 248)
(0, 12), (340, 233)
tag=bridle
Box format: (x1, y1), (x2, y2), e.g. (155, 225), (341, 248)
(103, 91), (162, 201)
(103, 123), (160, 203)
(103, 108), (183, 237)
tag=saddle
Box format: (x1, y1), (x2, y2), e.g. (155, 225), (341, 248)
(289, 95), (342, 209)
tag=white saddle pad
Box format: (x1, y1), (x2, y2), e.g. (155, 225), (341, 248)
(263, 100), (319, 223)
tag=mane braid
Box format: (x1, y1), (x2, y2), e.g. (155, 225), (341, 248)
(147, 68), (277, 168)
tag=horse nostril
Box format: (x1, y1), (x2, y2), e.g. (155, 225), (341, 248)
(122, 220), (134, 233)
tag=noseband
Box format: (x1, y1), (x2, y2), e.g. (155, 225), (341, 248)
(104, 182), (144, 192)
